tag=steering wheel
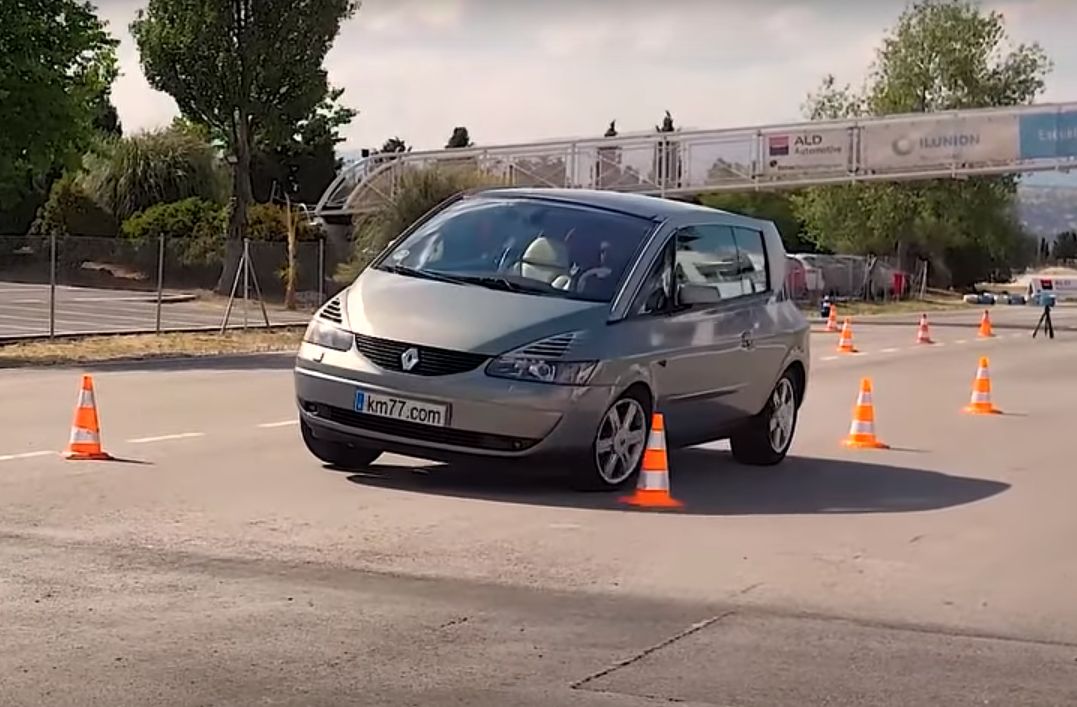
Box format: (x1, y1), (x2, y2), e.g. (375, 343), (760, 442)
(495, 242), (515, 272)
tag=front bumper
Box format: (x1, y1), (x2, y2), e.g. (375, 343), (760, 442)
(294, 343), (616, 460)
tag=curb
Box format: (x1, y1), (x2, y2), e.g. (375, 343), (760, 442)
(0, 322), (307, 344)
(0, 349), (298, 371)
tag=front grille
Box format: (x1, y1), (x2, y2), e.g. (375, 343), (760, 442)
(309, 403), (539, 452)
(354, 334), (489, 376)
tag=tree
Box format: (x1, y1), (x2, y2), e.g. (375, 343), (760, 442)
(131, 0), (360, 290)
(791, 0), (1051, 287)
(1053, 231), (1077, 262)
(80, 126), (228, 222)
(380, 137), (410, 154)
(251, 87), (357, 205)
(446, 127), (473, 149)
(0, 0), (118, 208)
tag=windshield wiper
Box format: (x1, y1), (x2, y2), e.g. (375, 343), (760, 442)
(378, 264), (468, 285)
(451, 274), (558, 295)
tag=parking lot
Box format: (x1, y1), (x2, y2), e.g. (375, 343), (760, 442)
(2, 305), (1077, 705)
(0, 281), (312, 338)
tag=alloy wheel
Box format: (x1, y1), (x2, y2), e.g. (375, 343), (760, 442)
(594, 397), (648, 486)
(768, 378), (797, 454)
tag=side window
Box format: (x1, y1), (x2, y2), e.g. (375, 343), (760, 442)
(732, 227), (770, 295)
(673, 225), (743, 301)
(630, 243), (673, 315)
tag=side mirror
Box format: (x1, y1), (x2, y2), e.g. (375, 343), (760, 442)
(677, 283), (720, 306)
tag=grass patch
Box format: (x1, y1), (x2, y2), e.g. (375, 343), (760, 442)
(0, 327), (304, 367)
(800, 296), (969, 317)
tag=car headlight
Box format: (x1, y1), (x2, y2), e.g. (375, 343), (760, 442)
(485, 356), (597, 385)
(303, 319), (354, 351)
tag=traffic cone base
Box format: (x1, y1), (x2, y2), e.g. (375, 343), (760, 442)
(842, 377), (888, 449)
(64, 375), (112, 461)
(620, 488), (685, 508)
(619, 413), (683, 510)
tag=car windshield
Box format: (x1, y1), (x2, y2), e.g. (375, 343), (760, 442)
(375, 196), (656, 303)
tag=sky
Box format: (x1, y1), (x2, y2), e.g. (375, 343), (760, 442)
(97, 0), (1077, 154)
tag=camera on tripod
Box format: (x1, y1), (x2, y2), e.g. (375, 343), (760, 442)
(1033, 291), (1056, 339)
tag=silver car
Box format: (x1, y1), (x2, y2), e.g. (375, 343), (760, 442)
(295, 188), (810, 490)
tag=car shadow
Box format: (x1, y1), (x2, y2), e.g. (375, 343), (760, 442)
(342, 447), (1010, 516)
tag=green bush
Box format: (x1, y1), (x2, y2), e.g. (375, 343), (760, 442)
(31, 173), (119, 238)
(80, 127), (228, 222)
(121, 197), (226, 268)
(335, 166), (505, 282)
(247, 202), (323, 242)
(21, 174), (121, 273)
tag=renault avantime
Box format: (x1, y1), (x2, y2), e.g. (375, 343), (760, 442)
(294, 188), (810, 490)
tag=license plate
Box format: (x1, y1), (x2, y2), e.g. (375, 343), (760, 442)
(354, 390), (449, 427)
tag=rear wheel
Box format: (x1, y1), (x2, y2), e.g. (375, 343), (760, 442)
(730, 372), (798, 466)
(571, 390), (651, 491)
(301, 420), (382, 469)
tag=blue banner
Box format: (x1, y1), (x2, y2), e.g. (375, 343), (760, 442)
(1019, 110), (1077, 159)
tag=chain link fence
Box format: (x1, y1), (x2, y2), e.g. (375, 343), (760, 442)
(783, 253), (920, 304)
(0, 233), (328, 339)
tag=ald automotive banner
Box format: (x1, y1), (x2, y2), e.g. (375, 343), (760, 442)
(760, 128), (851, 175)
(1019, 110), (1077, 160)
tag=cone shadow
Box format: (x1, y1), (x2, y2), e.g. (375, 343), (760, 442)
(342, 450), (1009, 517)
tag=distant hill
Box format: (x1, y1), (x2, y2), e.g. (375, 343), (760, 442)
(1017, 183), (1077, 239)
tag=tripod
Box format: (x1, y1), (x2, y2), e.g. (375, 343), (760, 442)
(220, 238), (271, 333)
(1032, 304), (1054, 339)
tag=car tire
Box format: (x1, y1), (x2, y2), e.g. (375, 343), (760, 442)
(301, 420), (383, 469)
(730, 370), (799, 466)
(571, 389), (652, 492)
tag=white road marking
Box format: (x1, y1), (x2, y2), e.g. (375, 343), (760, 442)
(881, 347), (899, 353)
(954, 339), (967, 344)
(0, 450), (58, 462)
(821, 356), (839, 361)
(126, 432), (206, 444)
(258, 420), (298, 429)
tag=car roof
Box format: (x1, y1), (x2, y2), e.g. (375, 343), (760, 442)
(468, 187), (729, 221)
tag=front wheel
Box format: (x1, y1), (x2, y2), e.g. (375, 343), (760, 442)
(730, 372), (799, 466)
(571, 391), (651, 491)
(301, 420), (383, 470)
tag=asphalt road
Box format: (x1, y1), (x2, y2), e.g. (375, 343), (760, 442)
(3, 307), (1077, 705)
(0, 281), (311, 338)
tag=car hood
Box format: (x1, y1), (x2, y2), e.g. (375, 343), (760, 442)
(343, 268), (609, 355)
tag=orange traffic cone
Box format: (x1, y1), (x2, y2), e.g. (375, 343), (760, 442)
(837, 318), (857, 353)
(64, 375), (112, 460)
(977, 309), (995, 338)
(916, 313), (934, 344)
(963, 356), (1001, 415)
(825, 304), (839, 333)
(619, 413), (682, 509)
(842, 377), (889, 449)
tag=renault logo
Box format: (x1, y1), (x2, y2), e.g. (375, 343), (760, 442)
(400, 347), (420, 372)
